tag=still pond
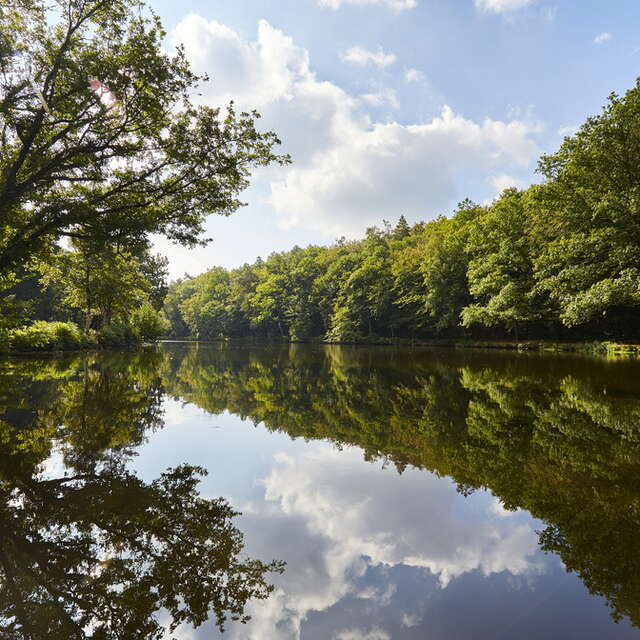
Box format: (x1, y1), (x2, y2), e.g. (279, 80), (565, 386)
(1, 342), (639, 639)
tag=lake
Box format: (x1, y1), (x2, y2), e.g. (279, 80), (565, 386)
(1, 342), (639, 639)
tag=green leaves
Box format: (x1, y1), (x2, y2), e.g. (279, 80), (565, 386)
(0, 353), (283, 637)
(0, 0), (287, 273)
(530, 81), (640, 329)
(461, 189), (549, 333)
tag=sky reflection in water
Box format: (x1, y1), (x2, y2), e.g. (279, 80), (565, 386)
(128, 344), (640, 639)
(3, 343), (640, 639)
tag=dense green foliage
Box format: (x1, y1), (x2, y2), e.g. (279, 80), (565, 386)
(168, 81), (640, 342)
(0, 0), (285, 350)
(0, 0), (286, 275)
(8, 320), (88, 351)
(163, 343), (640, 627)
(5, 1), (640, 347)
(0, 351), (283, 638)
(0, 241), (171, 351)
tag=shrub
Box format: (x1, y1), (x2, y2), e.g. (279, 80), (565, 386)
(97, 319), (140, 348)
(8, 321), (85, 352)
(131, 302), (171, 342)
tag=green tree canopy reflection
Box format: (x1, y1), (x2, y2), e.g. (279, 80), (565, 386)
(0, 352), (283, 639)
(166, 343), (640, 627)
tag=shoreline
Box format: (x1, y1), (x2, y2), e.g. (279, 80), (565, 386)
(4, 338), (640, 358)
(160, 337), (640, 358)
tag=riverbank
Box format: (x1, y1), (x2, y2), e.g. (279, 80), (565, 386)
(162, 337), (640, 358)
(425, 339), (640, 357)
(6, 324), (640, 358)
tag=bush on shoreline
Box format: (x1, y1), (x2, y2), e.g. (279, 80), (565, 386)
(2, 311), (170, 353)
(7, 321), (91, 352)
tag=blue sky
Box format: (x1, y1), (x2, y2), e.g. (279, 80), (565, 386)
(147, 0), (640, 279)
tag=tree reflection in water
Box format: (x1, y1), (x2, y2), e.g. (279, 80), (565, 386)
(165, 343), (640, 628)
(0, 351), (283, 639)
(3, 343), (640, 636)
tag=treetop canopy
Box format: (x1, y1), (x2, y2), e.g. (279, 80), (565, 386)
(0, 0), (289, 272)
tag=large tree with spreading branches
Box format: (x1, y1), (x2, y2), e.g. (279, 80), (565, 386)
(0, 0), (288, 273)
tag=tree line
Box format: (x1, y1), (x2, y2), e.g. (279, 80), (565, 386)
(3, 238), (174, 349)
(4, 0), (640, 348)
(167, 80), (640, 343)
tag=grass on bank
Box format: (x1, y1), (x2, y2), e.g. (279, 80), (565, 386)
(7, 321), (90, 352)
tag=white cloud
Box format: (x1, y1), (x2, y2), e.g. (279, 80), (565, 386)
(272, 108), (539, 236)
(558, 124), (578, 138)
(404, 67), (426, 83)
(490, 172), (528, 195)
(474, 0), (533, 13)
(334, 629), (391, 640)
(341, 46), (397, 68)
(360, 88), (399, 109)
(172, 15), (311, 110)
(319, 0), (417, 11)
(40, 447), (66, 479)
(227, 445), (543, 638)
(401, 612), (420, 627)
(263, 446), (540, 584)
(171, 15), (540, 240)
(594, 32), (612, 45)
(490, 497), (520, 518)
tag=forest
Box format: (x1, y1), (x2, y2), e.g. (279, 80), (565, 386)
(166, 81), (640, 344)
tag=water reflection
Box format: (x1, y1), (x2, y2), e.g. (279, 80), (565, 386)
(230, 445), (544, 639)
(0, 352), (281, 639)
(164, 343), (640, 636)
(1, 344), (640, 638)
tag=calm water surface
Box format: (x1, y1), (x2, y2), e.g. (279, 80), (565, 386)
(1, 343), (639, 639)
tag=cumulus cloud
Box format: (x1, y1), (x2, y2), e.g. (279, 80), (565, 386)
(594, 32), (612, 45)
(272, 108), (539, 235)
(341, 46), (397, 68)
(264, 447), (540, 583)
(400, 612), (420, 627)
(224, 445), (543, 638)
(474, 0), (534, 13)
(334, 629), (391, 640)
(360, 88), (399, 109)
(171, 15), (540, 238)
(318, 0), (417, 11)
(558, 124), (579, 137)
(490, 496), (521, 518)
(404, 67), (426, 83)
(490, 172), (528, 194)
